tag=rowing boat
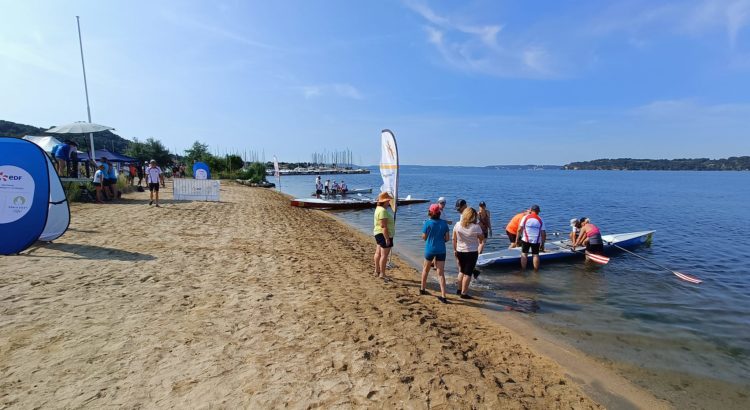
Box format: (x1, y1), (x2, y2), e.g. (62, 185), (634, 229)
(310, 187), (373, 196)
(477, 230), (655, 267)
(290, 196), (428, 210)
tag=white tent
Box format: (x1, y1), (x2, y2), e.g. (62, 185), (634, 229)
(22, 135), (63, 153)
(39, 153), (70, 241)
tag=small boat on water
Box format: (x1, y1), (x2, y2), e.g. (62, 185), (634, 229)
(290, 196), (428, 210)
(311, 188), (372, 196)
(477, 231), (655, 267)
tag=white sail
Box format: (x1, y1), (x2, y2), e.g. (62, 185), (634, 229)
(380, 129), (399, 213)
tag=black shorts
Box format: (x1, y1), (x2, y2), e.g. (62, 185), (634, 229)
(104, 179), (115, 186)
(521, 241), (540, 255)
(149, 183), (160, 192)
(586, 243), (604, 255)
(456, 251), (479, 275)
(316, 189), (323, 195)
(506, 231), (517, 244)
(93, 182), (102, 187)
(374, 233), (393, 248)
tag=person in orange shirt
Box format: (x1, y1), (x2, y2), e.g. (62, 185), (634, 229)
(505, 209), (529, 248)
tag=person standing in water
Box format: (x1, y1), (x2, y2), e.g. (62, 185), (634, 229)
(372, 192), (395, 281)
(420, 204), (450, 303)
(575, 218), (604, 255)
(478, 201), (492, 239)
(515, 205), (545, 271)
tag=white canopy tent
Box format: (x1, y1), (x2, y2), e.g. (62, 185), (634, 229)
(22, 136), (63, 153)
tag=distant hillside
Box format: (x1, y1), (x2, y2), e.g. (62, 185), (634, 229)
(485, 165), (562, 170)
(0, 119), (133, 153)
(564, 157), (750, 171)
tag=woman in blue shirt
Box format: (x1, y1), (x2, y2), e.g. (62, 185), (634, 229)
(420, 203), (450, 303)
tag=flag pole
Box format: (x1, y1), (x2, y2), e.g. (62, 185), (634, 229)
(76, 16), (95, 162)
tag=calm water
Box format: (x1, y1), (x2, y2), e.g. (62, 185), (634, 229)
(278, 167), (750, 407)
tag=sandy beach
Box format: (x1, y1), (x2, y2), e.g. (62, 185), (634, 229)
(1, 182), (664, 408)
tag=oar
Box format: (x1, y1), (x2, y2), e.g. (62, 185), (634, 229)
(562, 242), (610, 264)
(608, 242), (702, 284)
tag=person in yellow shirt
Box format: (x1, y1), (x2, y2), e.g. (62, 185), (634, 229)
(373, 192), (395, 281)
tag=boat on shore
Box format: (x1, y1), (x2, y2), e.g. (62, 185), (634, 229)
(477, 231), (655, 267)
(290, 196), (428, 210)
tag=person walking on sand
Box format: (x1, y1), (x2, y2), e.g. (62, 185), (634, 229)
(453, 198), (468, 285)
(146, 160), (164, 207)
(505, 209), (529, 248)
(453, 207), (485, 299)
(373, 192), (395, 281)
(574, 217), (604, 255)
(478, 201), (492, 239)
(515, 205), (546, 271)
(420, 204), (450, 303)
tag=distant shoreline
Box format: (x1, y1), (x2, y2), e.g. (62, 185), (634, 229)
(562, 157), (750, 171)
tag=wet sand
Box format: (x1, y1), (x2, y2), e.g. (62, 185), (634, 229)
(1, 182), (664, 408)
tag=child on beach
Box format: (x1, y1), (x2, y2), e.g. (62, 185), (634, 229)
(146, 160), (163, 207)
(92, 164), (105, 203)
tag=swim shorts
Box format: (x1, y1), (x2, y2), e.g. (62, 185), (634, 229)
(456, 251), (479, 275)
(374, 233), (393, 248)
(424, 252), (446, 262)
(521, 241), (540, 255)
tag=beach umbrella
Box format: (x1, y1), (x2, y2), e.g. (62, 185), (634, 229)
(46, 121), (114, 163)
(46, 121), (114, 134)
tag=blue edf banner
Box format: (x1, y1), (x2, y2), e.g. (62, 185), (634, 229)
(0, 137), (51, 255)
(193, 162), (211, 179)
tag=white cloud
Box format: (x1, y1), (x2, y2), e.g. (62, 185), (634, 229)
(405, 0), (557, 78)
(300, 83), (363, 100)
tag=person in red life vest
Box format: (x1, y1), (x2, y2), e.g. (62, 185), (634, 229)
(505, 209), (529, 248)
(574, 217), (604, 255)
(514, 205), (546, 271)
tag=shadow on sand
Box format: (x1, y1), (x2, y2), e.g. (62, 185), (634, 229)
(27, 242), (156, 261)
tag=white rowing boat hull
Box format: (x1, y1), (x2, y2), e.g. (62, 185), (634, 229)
(477, 230), (655, 267)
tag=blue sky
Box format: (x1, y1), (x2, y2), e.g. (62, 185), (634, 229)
(1, 0), (749, 165)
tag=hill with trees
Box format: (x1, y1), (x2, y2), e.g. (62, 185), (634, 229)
(0, 119), (132, 153)
(564, 157), (750, 171)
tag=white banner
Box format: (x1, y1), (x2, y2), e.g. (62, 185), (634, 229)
(273, 156), (280, 178)
(380, 129), (399, 212)
(173, 179), (221, 201)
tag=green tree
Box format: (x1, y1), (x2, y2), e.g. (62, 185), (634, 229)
(184, 141), (211, 165)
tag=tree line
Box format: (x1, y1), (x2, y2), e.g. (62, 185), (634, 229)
(564, 157), (750, 171)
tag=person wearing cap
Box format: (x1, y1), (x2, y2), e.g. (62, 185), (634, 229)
(454, 199), (467, 222)
(436, 197), (452, 225)
(515, 205), (546, 271)
(146, 160), (163, 207)
(478, 201), (492, 239)
(569, 218), (582, 244)
(505, 209), (529, 248)
(574, 218), (604, 255)
(373, 191), (395, 281)
(453, 207), (485, 298)
(420, 203), (450, 303)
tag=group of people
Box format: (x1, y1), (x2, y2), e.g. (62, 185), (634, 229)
(372, 194), (489, 303)
(373, 196), (605, 303)
(91, 159), (164, 207)
(314, 175), (348, 197)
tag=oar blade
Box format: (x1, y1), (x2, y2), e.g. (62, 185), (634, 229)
(585, 252), (610, 265)
(674, 271), (703, 284)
